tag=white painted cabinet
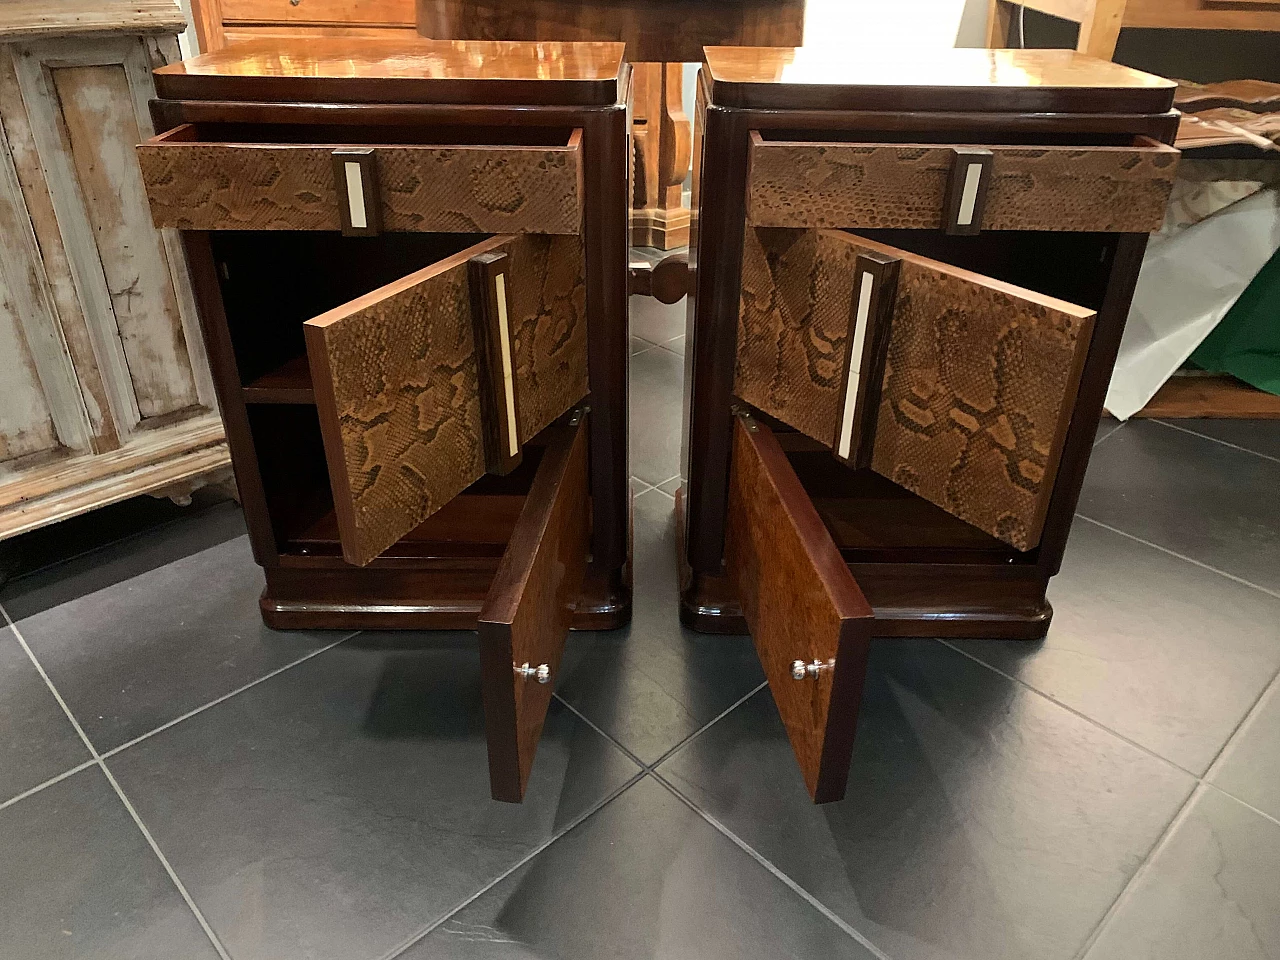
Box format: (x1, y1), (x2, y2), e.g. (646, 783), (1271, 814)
(0, 0), (230, 539)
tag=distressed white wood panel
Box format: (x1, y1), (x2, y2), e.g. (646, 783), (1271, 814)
(0, 47), (115, 445)
(0, 80), (94, 458)
(12, 35), (216, 435)
(0, 291), (59, 463)
(52, 61), (199, 417)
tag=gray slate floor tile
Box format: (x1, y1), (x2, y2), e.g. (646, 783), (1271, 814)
(1210, 674), (1280, 823)
(955, 519), (1280, 774)
(13, 535), (338, 752)
(660, 640), (1195, 960)
(1165, 417), (1280, 462)
(556, 490), (763, 764)
(402, 776), (879, 960)
(629, 294), (685, 347)
(1085, 787), (1280, 960)
(107, 633), (639, 960)
(1077, 420), (1280, 594)
(629, 346), (684, 486)
(0, 765), (220, 960)
(0, 629), (89, 806)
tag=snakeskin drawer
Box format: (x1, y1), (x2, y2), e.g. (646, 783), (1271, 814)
(745, 131), (1179, 234)
(137, 124), (583, 234)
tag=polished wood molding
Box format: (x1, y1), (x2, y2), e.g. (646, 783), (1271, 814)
(153, 37), (626, 106)
(702, 46), (1176, 114)
(628, 253), (692, 305)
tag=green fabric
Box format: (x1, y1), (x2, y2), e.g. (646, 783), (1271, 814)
(1189, 245), (1280, 395)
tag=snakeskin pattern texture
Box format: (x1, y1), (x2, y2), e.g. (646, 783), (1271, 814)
(505, 235), (589, 441)
(746, 138), (1179, 233)
(735, 228), (1096, 552)
(139, 139), (583, 234)
(307, 234), (589, 566)
(308, 254), (487, 567)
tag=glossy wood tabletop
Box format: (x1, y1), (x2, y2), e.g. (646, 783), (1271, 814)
(417, 0), (804, 64)
(703, 46), (1178, 114)
(153, 37), (626, 105)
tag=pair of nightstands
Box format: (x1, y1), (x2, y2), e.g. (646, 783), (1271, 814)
(138, 39), (1178, 802)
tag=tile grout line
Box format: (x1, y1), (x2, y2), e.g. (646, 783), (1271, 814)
(0, 604), (233, 960)
(1073, 514), (1280, 601)
(0, 758), (98, 814)
(651, 680), (769, 769)
(378, 771), (648, 960)
(1202, 780), (1280, 831)
(652, 771), (897, 960)
(1202, 660), (1280, 786)
(101, 631), (361, 759)
(1092, 421), (1124, 447)
(939, 636), (1280, 821)
(1153, 417), (1280, 467)
(1071, 782), (1208, 960)
(552, 678), (768, 776)
(937, 638), (1202, 780)
(552, 694), (651, 771)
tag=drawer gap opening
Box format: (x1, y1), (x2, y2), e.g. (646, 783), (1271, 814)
(214, 230), (487, 392)
(842, 228), (1117, 311)
(750, 411), (1034, 566)
(169, 122), (578, 148)
(755, 129), (1147, 148)
(247, 401), (566, 564)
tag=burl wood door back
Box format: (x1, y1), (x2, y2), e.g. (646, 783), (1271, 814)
(306, 233), (587, 566)
(736, 227), (1095, 552)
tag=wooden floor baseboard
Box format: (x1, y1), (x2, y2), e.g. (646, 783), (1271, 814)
(1134, 374), (1280, 419)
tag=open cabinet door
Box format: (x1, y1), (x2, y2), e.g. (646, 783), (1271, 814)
(725, 414), (875, 803)
(305, 234), (587, 566)
(479, 412), (589, 802)
(736, 228), (1096, 552)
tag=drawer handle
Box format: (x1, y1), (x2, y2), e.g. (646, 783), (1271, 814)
(944, 147), (993, 236)
(469, 251), (524, 476)
(791, 659), (835, 681)
(833, 252), (900, 469)
(332, 148), (380, 237)
(515, 662), (551, 684)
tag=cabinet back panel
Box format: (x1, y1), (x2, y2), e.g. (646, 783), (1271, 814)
(211, 231), (485, 385)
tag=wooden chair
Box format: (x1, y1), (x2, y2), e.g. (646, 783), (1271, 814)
(986, 0), (1128, 61)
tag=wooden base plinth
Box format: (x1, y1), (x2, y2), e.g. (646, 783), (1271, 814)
(261, 562), (631, 631)
(674, 487), (1052, 641)
(630, 205), (690, 250)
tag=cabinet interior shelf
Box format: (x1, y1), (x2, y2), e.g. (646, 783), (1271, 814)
(243, 355), (314, 404)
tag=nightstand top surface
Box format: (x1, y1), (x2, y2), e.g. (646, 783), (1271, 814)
(702, 47), (1177, 114)
(153, 38), (626, 106)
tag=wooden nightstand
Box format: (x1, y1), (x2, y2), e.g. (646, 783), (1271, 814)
(678, 46), (1180, 802)
(137, 38), (632, 802)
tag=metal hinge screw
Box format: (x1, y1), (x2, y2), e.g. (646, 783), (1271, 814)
(791, 658), (834, 680)
(515, 662), (551, 684)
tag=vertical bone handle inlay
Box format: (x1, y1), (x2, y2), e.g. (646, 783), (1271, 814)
(344, 161), (367, 229)
(836, 270), (875, 462)
(494, 273), (519, 458)
(956, 162), (984, 228)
